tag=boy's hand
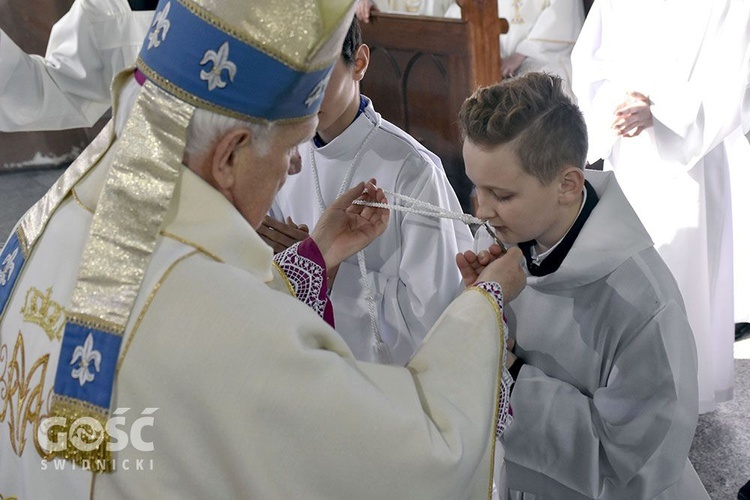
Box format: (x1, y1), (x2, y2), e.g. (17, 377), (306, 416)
(458, 246), (526, 301)
(456, 243), (506, 287)
(258, 216), (309, 254)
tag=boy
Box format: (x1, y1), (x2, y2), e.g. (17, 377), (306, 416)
(456, 72), (709, 499)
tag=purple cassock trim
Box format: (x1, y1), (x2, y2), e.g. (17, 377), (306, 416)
(273, 238), (334, 328)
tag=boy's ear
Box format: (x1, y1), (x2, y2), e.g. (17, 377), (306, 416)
(210, 128), (252, 191)
(353, 44), (370, 82)
(558, 166), (585, 205)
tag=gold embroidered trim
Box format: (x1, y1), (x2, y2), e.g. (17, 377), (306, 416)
(136, 60), (315, 126)
(511, 0), (524, 23)
(15, 228), (29, 260)
(47, 396), (112, 472)
(0, 331), (50, 458)
(71, 188), (94, 215)
(470, 287), (505, 500)
(116, 251), (200, 374)
(21, 287), (65, 342)
(272, 262), (297, 298)
(160, 231), (223, 263)
(179, 0), (332, 73)
(19, 121), (114, 249)
(68, 82), (192, 327)
(65, 313), (123, 337)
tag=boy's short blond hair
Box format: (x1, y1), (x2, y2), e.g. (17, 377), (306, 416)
(459, 72), (588, 185)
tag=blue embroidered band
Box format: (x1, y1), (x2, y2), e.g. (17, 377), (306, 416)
(0, 231), (26, 318)
(137, 0), (333, 122)
(53, 322), (123, 410)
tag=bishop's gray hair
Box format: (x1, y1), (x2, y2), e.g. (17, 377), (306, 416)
(115, 75), (275, 158)
(185, 108), (275, 158)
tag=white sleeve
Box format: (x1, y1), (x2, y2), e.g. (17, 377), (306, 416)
(515, 0), (584, 62)
(570, 0), (624, 163)
(0, 0), (152, 131)
(647, 2), (750, 168)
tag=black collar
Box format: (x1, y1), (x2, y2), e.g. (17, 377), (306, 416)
(519, 180), (599, 277)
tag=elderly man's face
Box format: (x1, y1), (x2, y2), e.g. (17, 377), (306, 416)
(231, 116), (317, 228)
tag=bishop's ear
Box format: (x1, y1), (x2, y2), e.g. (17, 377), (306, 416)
(558, 166), (585, 204)
(210, 128), (253, 191)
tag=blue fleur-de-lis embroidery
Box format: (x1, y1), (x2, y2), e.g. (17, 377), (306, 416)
(147, 1), (172, 50)
(70, 333), (102, 386)
(0, 247), (18, 287)
(305, 77), (329, 108)
(199, 42), (237, 91)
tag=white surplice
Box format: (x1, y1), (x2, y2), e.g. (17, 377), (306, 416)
(0, 0), (151, 131)
(444, 0), (584, 98)
(372, 0), (454, 16)
(492, 171), (707, 499)
(572, 0), (750, 413)
(270, 97), (474, 365)
(0, 106), (506, 499)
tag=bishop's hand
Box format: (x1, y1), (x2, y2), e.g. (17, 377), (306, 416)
(311, 179), (389, 275)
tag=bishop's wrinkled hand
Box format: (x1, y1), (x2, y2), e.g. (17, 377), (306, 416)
(311, 178), (389, 272)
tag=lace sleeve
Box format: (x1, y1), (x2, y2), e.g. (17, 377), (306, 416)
(474, 281), (514, 437)
(273, 238), (334, 328)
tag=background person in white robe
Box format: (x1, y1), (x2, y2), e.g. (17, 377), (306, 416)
(355, 0), (454, 19)
(264, 17), (474, 365)
(443, 0), (584, 100)
(0, 0), (152, 131)
(0, 0), (524, 497)
(355, 0), (584, 99)
(733, 47), (750, 335)
(457, 73), (707, 499)
(571, 0), (750, 413)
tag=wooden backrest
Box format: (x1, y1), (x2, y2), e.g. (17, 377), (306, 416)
(360, 0), (508, 211)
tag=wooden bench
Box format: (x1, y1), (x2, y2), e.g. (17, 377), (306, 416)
(360, 0), (509, 212)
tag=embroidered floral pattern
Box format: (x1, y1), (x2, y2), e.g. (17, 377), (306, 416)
(273, 242), (327, 319)
(200, 42), (237, 91)
(21, 287), (65, 342)
(70, 333), (101, 386)
(147, 1), (171, 50)
(0, 331), (50, 456)
(511, 0), (525, 24)
(0, 247), (18, 287)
